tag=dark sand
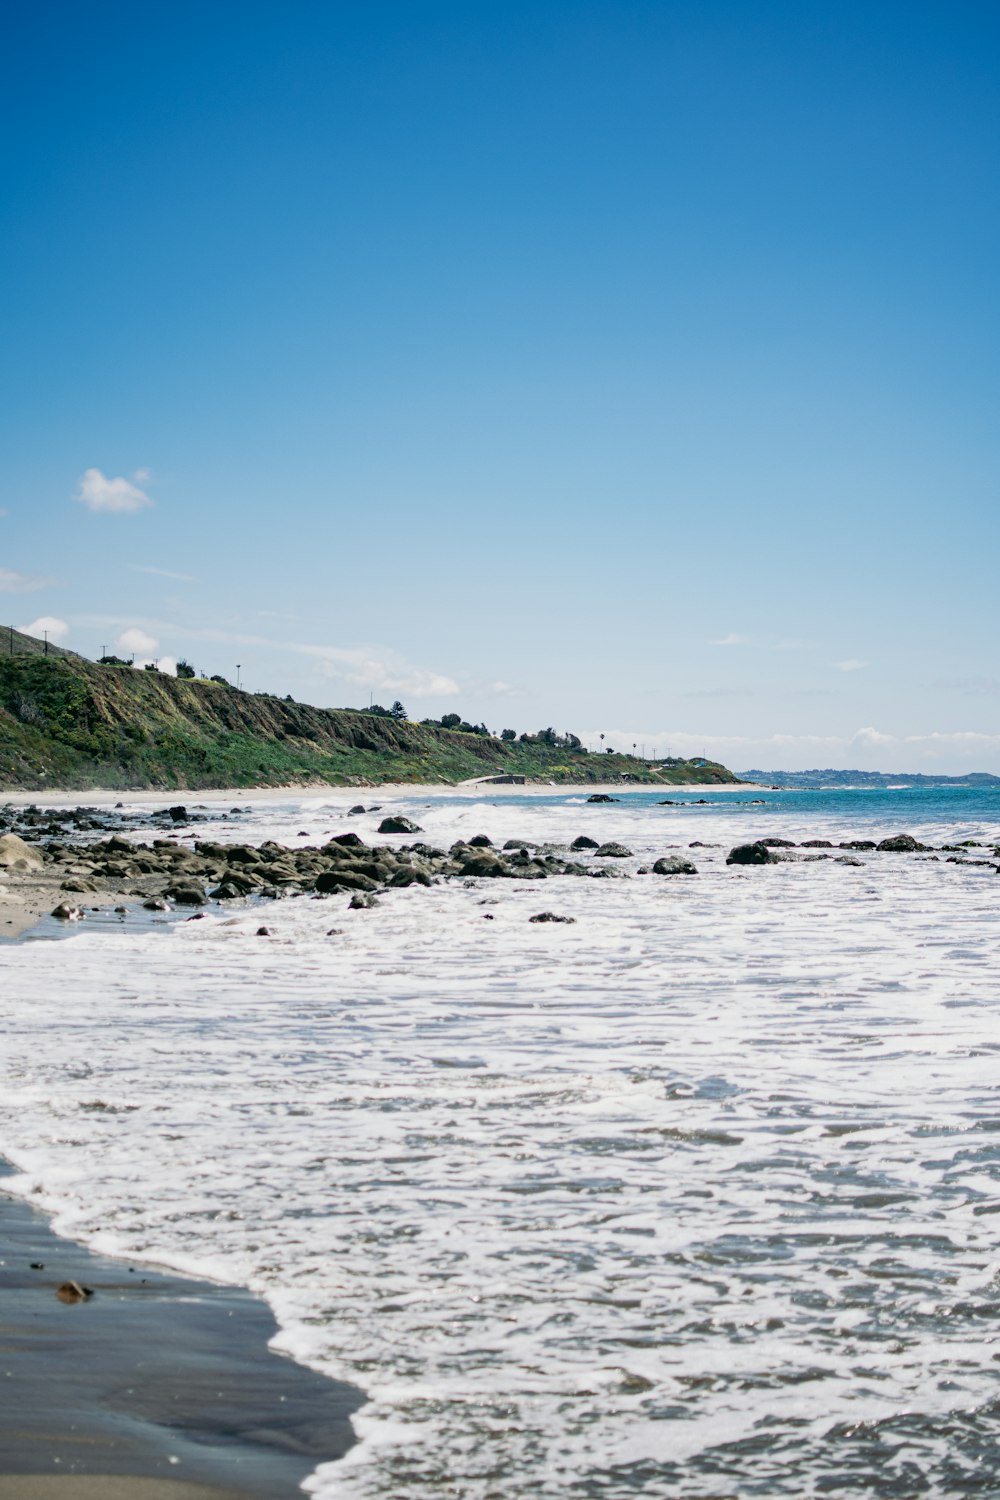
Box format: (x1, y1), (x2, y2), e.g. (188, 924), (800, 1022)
(0, 1164), (365, 1497)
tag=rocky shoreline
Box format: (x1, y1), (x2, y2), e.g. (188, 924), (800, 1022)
(2, 800), (998, 939)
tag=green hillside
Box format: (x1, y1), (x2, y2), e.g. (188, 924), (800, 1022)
(0, 635), (738, 790)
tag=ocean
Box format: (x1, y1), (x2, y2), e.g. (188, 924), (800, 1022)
(3, 783), (1000, 1497)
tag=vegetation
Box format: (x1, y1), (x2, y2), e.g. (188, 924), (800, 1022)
(0, 632), (740, 791)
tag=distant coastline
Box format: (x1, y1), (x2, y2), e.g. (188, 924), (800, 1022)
(740, 768), (1000, 789)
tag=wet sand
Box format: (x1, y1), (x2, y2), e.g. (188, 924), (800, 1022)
(0, 1164), (364, 1497)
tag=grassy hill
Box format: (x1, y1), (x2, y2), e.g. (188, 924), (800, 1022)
(0, 634), (738, 790)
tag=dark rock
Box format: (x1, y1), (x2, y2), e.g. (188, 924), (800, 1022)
(164, 884), (207, 905)
(329, 832), (366, 848)
(657, 799), (677, 805)
(835, 856), (865, 866)
(167, 805), (187, 822)
(529, 911), (576, 924)
(389, 868), (433, 887)
(51, 903), (85, 921)
(348, 893), (378, 909)
(315, 870), (379, 893)
(839, 840), (877, 851)
(876, 834), (929, 852)
(256, 926), (271, 936)
(208, 884), (241, 900)
(457, 850), (508, 877)
(726, 843), (778, 865)
(570, 835), (600, 850)
(503, 838), (533, 850)
(586, 794), (618, 803)
(61, 878), (97, 893)
(594, 843), (633, 858)
(143, 898), (172, 911)
(589, 866), (629, 878)
(378, 816), (423, 834)
(758, 838), (796, 848)
(468, 834), (493, 848)
(348, 805), (366, 814)
(57, 1280), (93, 1303)
(801, 840), (833, 848)
(652, 855), (697, 875)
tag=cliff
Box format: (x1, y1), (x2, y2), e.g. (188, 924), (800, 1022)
(0, 636), (738, 790)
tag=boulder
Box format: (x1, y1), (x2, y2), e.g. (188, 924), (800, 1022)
(840, 840), (876, 851)
(329, 832), (366, 848)
(167, 805), (188, 822)
(61, 878), (98, 893)
(51, 904), (85, 921)
(164, 884), (207, 905)
(314, 870), (380, 893)
(0, 833), (44, 870)
(652, 855), (697, 875)
(570, 836), (599, 850)
(528, 912), (576, 924)
(457, 850), (508, 877)
(143, 898), (172, 911)
(348, 804), (366, 814)
(389, 867), (433, 887)
(378, 816), (423, 834)
(876, 834), (929, 852)
(503, 838), (533, 850)
(835, 856), (865, 866)
(468, 834), (493, 848)
(801, 840), (833, 848)
(586, 794), (618, 803)
(758, 838), (796, 847)
(726, 843), (778, 865)
(594, 843), (632, 858)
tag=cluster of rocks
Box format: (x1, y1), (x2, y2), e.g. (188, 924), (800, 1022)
(725, 834), (1000, 866)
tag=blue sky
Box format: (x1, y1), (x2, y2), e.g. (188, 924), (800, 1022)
(2, 1), (998, 770)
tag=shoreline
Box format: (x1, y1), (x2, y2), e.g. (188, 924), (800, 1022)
(0, 1161), (364, 1497)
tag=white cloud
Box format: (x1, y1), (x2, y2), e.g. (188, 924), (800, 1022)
(710, 633), (748, 647)
(298, 643), (460, 698)
(75, 468), (153, 513)
(157, 655), (178, 676)
(851, 726), (894, 748)
(0, 567), (48, 592)
(835, 659), (868, 672)
(131, 565), (195, 582)
(132, 467), (152, 483)
(117, 627), (158, 657)
(20, 615), (69, 642)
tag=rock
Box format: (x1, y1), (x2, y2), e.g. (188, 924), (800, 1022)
(652, 855), (698, 875)
(840, 840), (876, 851)
(876, 834), (929, 852)
(801, 840), (833, 848)
(529, 911), (576, 923)
(758, 838), (796, 847)
(0, 833), (44, 870)
(589, 865), (629, 878)
(208, 884), (241, 900)
(167, 805), (188, 822)
(457, 850), (509, 877)
(503, 838), (533, 850)
(389, 867), (433, 887)
(468, 834), (494, 847)
(56, 1280), (93, 1303)
(329, 831), (366, 847)
(657, 799), (677, 805)
(586, 794), (618, 803)
(348, 893), (378, 909)
(164, 884), (207, 905)
(570, 835), (600, 850)
(594, 843), (632, 858)
(51, 903), (85, 920)
(256, 926), (271, 936)
(61, 878), (97, 893)
(726, 843), (778, 865)
(143, 898), (172, 911)
(378, 816), (423, 834)
(348, 804), (366, 814)
(104, 835), (134, 853)
(314, 870), (379, 893)
(835, 856), (865, 866)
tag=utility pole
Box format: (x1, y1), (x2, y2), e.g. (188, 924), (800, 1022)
(43, 630), (48, 656)
(236, 664), (242, 690)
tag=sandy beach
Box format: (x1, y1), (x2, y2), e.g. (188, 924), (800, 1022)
(0, 1164), (364, 1497)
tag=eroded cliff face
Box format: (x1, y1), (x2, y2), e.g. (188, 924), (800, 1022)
(0, 644), (737, 791)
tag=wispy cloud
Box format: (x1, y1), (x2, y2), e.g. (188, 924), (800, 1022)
(0, 567), (49, 592)
(851, 725), (893, 747)
(20, 615), (69, 642)
(710, 633), (748, 647)
(835, 658), (868, 672)
(116, 627), (158, 656)
(131, 565), (195, 583)
(75, 468), (153, 514)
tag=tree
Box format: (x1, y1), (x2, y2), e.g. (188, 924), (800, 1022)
(500, 728), (516, 741)
(98, 654), (128, 667)
(210, 674), (229, 685)
(389, 700), (407, 721)
(176, 659), (196, 679)
(440, 712), (461, 729)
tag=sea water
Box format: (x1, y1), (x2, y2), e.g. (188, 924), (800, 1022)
(3, 785), (1000, 1497)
